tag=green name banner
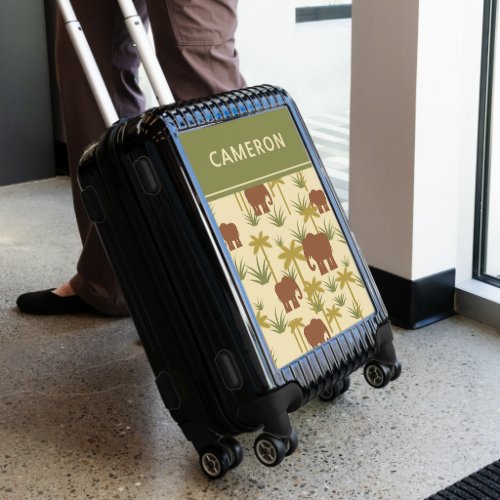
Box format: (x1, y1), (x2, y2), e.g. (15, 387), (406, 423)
(179, 107), (311, 201)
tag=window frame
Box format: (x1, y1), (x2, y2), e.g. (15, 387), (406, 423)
(474, 0), (500, 287)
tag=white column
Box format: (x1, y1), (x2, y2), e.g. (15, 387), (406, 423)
(349, 0), (483, 284)
(349, 0), (419, 280)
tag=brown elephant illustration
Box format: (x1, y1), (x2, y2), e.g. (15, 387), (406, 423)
(275, 277), (303, 313)
(309, 189), (330, 214)
(244, 184), (273, 215)
(304, 318), (329, 348)
(302, 232), (337, 275)
(219, 222), (242, 251)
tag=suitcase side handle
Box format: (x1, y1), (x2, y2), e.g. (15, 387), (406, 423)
(57, 0), (119, 127)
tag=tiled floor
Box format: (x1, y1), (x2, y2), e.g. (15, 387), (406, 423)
(1, 178), (500, 500)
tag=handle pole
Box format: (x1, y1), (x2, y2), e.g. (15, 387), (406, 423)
(57, 0), (119, 127)
(117, 0), (172, 105)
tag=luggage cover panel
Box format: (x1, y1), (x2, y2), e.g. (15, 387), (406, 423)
(179, 107), (375, 369)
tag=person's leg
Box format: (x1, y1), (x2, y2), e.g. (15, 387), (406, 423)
(18, 0), (148, 316)
(145, 0), (246, 102)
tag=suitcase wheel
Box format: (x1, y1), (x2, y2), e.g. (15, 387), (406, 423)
(218, 436), (243, 469)
(391, 361), (402, 381)
(364, 361), (392, 388)
(319, 376), (351, 402)
(254, 433), (287, 467)
(285, 429), (299, 457)
(199, 445), (232, 479)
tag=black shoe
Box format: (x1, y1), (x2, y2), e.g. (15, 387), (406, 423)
(16, 289), (96, 315)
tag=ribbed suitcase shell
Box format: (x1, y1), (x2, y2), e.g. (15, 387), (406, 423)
(78, 85), (398, 473)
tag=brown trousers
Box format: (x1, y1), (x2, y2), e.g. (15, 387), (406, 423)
(56, 0), (246, 316)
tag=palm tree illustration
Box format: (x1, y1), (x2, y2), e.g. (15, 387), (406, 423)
(233, 193), (243, 211)
(254, 299), (270, 328)
(277, 239), (307, 287)
(326, 304), (343, 334)
(336, 259), (357, 303)
(249, 231), (277, 283)
(269, 177), (291, 214)
(303, 276), (325, 300)
(291, 194), (320, 233)
(209, 202), (217, 217)
(234, 191), (249, 212)
(289, 317), (308, 352)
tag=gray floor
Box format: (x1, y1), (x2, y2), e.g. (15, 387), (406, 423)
(1, 178), (500, 500)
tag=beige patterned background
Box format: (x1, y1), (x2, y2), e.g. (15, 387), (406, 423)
(211, 166), (375, 369)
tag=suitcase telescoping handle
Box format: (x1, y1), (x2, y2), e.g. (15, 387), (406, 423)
(57, 0), (171, 127)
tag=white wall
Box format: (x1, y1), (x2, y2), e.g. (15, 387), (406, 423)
(412, 0), (463, 280)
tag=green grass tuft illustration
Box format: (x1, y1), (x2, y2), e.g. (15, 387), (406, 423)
(291, 172), (308, 190)
(324, 275), (338, 293)
(347, 300), (364, 320)
(307, 292), (325, 315)
(290, 222), (307, 244)
(319, 220), (336, 241)
(268, 309), (288, 334)
(282, 266), (298, 281)
(247, 256), (272, 285)
(336, 229), (347, 244)
(354, 275), (366, 288)
(274, 235), (284, 248)
(291, 194), (310, 215)
(244, 210), (260, 226)
(254, 299), (265, 311)
(334, 294), (347, 307)
(235, 258), (247, 280)
(341, 256), (351, 268)
(268, 206), (286, 227)
(270, 348), (279, 365)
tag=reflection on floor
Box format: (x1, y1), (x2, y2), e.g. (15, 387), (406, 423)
(305, 110), (350, 212)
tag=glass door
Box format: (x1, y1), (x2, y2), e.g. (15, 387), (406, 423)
(475, 0), (500, 286)
(237, 1), (352, 211)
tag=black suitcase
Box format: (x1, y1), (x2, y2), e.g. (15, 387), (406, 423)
(62, 0), (401, 479)
(78, 85), (401, 477)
